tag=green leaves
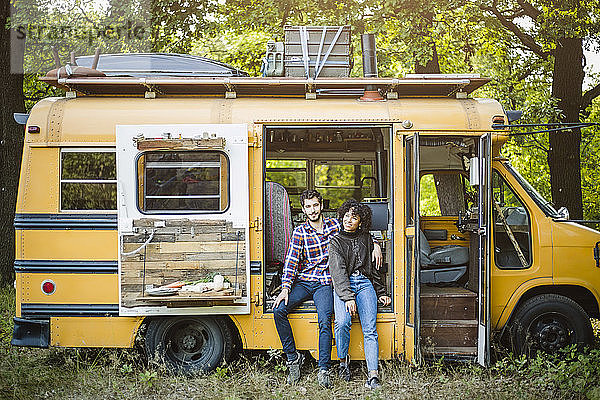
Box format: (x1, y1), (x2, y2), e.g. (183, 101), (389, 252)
(192, 30), (271, 75)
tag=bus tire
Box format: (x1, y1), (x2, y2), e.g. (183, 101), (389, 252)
(509, 293), (593, 355)
(145, 316), (233, 373)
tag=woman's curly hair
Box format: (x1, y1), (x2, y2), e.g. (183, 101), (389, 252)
(337, 199), (372, 233)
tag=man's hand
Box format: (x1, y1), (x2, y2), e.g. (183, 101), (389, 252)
(378, 296), (391, 306)
(274, 288), (289, 308)
(372, 243), (383, 270)
(345, 299), (357, 316)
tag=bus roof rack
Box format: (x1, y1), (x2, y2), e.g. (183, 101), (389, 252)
(40, 75), (491, 98)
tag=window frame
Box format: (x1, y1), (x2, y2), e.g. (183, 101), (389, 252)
(492, 169), (533, 270)
(59, 147), (117, 213)
(265, 159), (308, 195)
(418, 169), (471, 217)
(313, 160), (376, 209)
(136, 150), (231, 215)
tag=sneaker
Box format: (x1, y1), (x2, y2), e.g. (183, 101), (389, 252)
(317, 369), (332, 388)
(286, 352), (305, 384)
(365, 376), (381, 390)
(338, 355), (350, 382)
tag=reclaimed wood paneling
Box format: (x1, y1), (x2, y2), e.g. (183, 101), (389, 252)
(120, 218), (246, 308)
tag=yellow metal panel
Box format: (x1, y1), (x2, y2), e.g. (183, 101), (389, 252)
(392, 123), (410, 360)
(231, 314), (252, 349)
(345, 320), (395, 361)
(552, 221), (600, 303)
(15, 273), (23, 317)
(18, 230), (117, 260)
(404, 326), (415, 362)
(493, 277), (554, 329)
(246, 124), (263, 349)
(251, 315), (395, 360)
(19, 273), (118, 304)
(309, 320), (395, 361)
(24, 97), (61, 145)
(16, 147), (59, 213)
(51, 317), (143, 347)
(248, 124), (263, 262)
(25, 96), (505, 145)
(251, 315), (319, 350)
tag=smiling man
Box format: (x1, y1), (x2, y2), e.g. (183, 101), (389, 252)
(273, 189), (382, 388)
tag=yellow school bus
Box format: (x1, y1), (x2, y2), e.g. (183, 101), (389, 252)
(11, 56), (600, 370)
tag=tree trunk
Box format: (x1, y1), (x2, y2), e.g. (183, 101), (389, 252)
(415, 42), (440, 74)
(435, 174), (465, 215)
(0, 2), (25, 287)
(548, 38), (584, 219)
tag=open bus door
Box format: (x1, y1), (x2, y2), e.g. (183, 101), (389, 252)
(477, 133), (492, 366)
(403, 132), (421, 363)
(115, 124), (251, 316)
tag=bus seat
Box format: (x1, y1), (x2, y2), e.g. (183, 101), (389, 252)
(419, 230), (468, 284)
(264, 182), (293, 272)
(361, 201), (388, 231)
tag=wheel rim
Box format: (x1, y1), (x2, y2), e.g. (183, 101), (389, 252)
(526, 312), (574, 352)
(162, 319), (218, 367)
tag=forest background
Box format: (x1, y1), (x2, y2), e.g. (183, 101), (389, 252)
(0, 0), (599, 284)
(1, 2), (600, 399)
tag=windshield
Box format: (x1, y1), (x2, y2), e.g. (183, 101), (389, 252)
(502, 161), (561, 218)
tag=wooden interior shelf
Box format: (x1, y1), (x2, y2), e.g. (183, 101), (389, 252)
(136, 289), (244, 307)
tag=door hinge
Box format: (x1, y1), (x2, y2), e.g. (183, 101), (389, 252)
(250, 216), (262, 231)
(249, 126), (262, 148)
(254, 291), (262, 306)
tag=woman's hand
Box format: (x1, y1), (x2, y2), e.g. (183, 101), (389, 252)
(378, 296), (391, 306)
(372, 243), (383, 269)
(345, 300), (357, 316)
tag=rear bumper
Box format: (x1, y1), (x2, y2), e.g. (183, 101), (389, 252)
(11, 317), (49, 348)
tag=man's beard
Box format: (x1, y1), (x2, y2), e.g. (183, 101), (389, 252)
(307, 212), (321, 222)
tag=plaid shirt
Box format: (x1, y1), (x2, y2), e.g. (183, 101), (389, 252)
(281, 217), (341, 290)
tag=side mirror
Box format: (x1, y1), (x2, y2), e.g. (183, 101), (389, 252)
(557, 206), (569, 220)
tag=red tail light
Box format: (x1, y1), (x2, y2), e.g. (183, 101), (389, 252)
(41, 280), (56, 295)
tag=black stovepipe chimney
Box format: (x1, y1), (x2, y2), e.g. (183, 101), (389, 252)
(360, 33), (383, 101)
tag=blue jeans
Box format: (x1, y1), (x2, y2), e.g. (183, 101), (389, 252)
(333, 273), (379, 372)
(273, 280), (333, 370)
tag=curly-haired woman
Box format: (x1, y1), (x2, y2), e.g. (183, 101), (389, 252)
(328, 199), (391, 389)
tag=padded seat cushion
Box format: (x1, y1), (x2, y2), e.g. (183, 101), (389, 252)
(264, 182), (293, 266)
(426, 245), (469, 267)
(419, 230), (469, 268)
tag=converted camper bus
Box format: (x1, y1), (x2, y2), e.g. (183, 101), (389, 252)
(11, 50), (600, 371)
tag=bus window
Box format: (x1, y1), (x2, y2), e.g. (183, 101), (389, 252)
(419, 172), (472, 216)
(419, 174), (441, 216)
(265, 159), (307, 209)
(138, 151), (229, 213)
(60, 149), (117, 211)
(492, 170), (532, 269)
(315, 162), (374, 209)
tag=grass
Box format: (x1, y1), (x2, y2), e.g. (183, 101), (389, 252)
(2, 285), (600, 400)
